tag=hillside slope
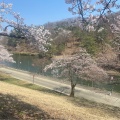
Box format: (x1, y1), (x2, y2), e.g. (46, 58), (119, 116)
(0, 81), (120, 120)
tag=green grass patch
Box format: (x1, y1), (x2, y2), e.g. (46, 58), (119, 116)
(0, 72), (65, 96)
(0, 72), (120, 119)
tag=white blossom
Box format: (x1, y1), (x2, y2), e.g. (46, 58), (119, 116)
(98, 27), (104, 32)
(65, 0), (120, 31)
(0, 1), (52, 64)
(44, 48), (108, 81)
(0, 45), (14, 62)
(0, 1), (52, 52)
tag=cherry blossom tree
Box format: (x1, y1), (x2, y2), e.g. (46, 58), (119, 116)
(44, 0), (120, 98)
(65, 0), (120, 31)
(46, 0), (120, 97)
(44, 48), (108, 97)
(0, 1), (51, 51)
(0, 1), (51, 63)
(22, 25), (52, 52)
(65, 0), (120, 58)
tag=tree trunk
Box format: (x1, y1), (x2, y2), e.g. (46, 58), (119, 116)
(70, 84), (76, 97)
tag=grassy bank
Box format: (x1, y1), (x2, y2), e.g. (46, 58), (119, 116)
(0, 72), (63, 96)
(0, 72), (120, 120)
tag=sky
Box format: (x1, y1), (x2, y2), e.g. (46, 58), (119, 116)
(2, 0), (77, 26)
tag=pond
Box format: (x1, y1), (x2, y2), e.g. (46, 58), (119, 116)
(2, 54), (50, 74)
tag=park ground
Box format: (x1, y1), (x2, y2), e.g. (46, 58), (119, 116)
(0, 72), (120, 120)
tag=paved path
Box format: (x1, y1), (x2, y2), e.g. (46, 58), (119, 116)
(0, 66), (120, 108)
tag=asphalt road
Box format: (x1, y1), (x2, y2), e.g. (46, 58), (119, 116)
(0, 66), (120, 107)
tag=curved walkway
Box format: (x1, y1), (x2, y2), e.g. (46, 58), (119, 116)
(0, 66), (120, 108)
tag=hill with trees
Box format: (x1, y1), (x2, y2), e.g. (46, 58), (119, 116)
(5, 12), (120, 71)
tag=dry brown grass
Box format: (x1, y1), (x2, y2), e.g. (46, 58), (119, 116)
(0, 80), (120, 120)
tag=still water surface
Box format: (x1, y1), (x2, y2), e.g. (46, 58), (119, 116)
(3, 54), (41, 73)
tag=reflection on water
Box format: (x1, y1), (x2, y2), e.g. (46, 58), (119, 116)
(1, 54), (42, 74)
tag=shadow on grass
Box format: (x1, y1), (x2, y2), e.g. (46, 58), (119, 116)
(1, 73), (120, 119)
(0, 93), (57, 120)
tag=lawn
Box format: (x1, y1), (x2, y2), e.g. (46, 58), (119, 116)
(0, 72), (120, 120)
